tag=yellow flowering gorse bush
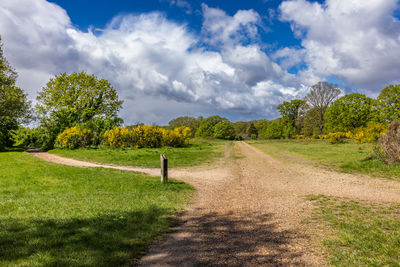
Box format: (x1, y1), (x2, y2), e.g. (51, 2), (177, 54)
(56, 126), (92, 149)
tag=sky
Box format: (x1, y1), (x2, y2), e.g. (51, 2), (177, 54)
(1, 0), (400, 125)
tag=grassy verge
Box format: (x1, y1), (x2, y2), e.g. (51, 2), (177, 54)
(306, 194), (400, 266)
(49, 140), (226, 168)
(0, 151), (193, 266)
(248, 140), (400, 179)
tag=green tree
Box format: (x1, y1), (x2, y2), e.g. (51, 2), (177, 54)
(277, 99), (304, 136)
(214, 121), (235, 140)
(303, 81), (341, 134)
(377, 84), (400, 122)
(301, 107), (324, 136)
(324, 93), (374, 132)
(247, 123), (258, 139)
(261, 119), (284, 139)
(0, 37), (31, 149)
(195, 115), (228, 137)
(36, 72), (123, 149)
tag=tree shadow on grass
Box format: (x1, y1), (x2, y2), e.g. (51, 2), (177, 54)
(140, 210), (307, 266)
(0, 206), (175, 266)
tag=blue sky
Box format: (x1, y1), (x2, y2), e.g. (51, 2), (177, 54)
(1, 0), (400, 124)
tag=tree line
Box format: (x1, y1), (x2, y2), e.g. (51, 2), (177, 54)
(1, 33), (400, 151)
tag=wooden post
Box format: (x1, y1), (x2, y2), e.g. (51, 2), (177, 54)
(160, 154), (168, 183)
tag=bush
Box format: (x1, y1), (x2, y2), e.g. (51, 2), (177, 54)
(0, 132), (5, 151)
(55, 126), (92, 149)
(102, 125), (190, 149)
(327, 132), (347, 144)
(377, 120), (400, 163)
(214, 121), (235, 140)
(352, 122), (387, 143)
(11, 126), (40, 147)
(102, 127), (133, 148)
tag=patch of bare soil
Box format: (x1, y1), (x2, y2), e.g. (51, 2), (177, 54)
(28, 142), (400, 266)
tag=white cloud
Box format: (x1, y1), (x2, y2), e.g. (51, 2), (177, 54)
(0, 0), (307, 124)
(280, 0), (400, 91)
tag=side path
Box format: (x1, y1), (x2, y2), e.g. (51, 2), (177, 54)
(28, 142), (400, 266)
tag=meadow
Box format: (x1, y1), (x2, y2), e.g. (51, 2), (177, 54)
(249, 139), (400, 179)
(0, 149), (193, 266)
(49, 140), (226, 168)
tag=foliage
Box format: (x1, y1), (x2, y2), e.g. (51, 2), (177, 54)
(102, 125), (190, 149)
(0, 151), (192, 266)
(213, 121), (235, 140)
(0, 36), (31, 149)
(35, 72), (123, 149)
(325, 93), (374, 132)
(55, 126), (92, 149)
(376, 84), (400, 122)
(261, 119), (283, 139)
(50, 140), (225, 168)
(79, 116), (123, 146)
(168, 116), (202, 137)
(233, 121), (248, 139)
(195, 115), (228, 137)
(326, 132), (347, 144)
(303, 81), (341, 134)
(378, 120), (400, 163)
(301, 107), (324, 136)
(278, 99), (304, 136)
(351, 122), (387, 143)
(247, 123), (258, 138)
(10, 126), (40, 147)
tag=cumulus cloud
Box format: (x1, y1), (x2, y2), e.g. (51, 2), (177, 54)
(0, 0), (308, 124)
(280, 0), (400, 91)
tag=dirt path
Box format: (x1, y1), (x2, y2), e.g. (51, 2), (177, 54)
(29, 142), (400, 266)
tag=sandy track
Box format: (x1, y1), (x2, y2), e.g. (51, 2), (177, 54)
(29, 142), (400, 266)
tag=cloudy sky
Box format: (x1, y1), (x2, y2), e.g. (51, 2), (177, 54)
(1, 0), (400, 124)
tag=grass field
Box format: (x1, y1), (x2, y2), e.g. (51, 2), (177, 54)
(50, 140), (226, 168)
(306, 194), (400, 266)
(249, 140), (400, 179)
(0, 150), (193, 266)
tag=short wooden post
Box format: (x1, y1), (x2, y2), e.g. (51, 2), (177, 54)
(160, 154), (168, 183)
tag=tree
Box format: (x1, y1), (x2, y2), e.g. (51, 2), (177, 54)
(168, 116), (202, 137)
(247, 123), (258, 139)
(0, 36), (31, 149)
(301, 107), (324, 136)
(261, 119), (284, 139)
(324, 93), (374, 132)
(214, 121), (235, 140)
(303, 81), (341, 134)
(195, 115), (228, 137)
(36, 72), (123, 149)
(277, 99), (304, 136)
(376, 84), (400, 122)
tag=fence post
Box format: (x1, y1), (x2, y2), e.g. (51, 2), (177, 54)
(160, 154), (168, 183)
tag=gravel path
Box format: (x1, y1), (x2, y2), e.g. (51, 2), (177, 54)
(28, 142), (400, 266)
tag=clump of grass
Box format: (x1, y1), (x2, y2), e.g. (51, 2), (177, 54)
(0, 151), (193, 266)
(50, 140), (226, 168)
(306, 194), (400, 266)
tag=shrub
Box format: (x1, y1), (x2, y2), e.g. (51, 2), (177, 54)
(377, 120), (400, 163)
(11, 126), (40, 147)
(352, 122), (387, 143)
(102, 127), (133, 148)
(56, 126), (92, 149)
(102, 125), (190, 149)
(214, 121), (235, 140)
(327, 132), (347, 144)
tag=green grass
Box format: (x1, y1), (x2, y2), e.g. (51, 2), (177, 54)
(249, 139), (400, 179)
(0, 151), (193, 266)
(306, 194), (400, 266)
(49, 140), (226, 168)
